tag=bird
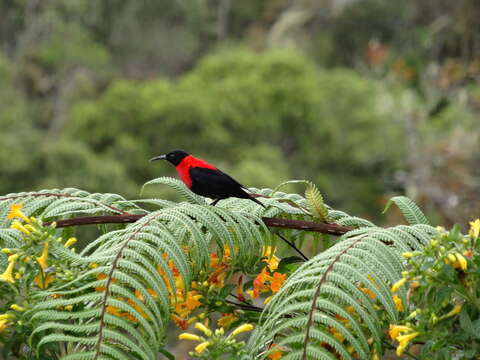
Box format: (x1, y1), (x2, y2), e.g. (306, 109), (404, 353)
(150, 149), (265, 208)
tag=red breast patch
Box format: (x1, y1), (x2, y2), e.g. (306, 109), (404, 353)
(175, 155), (217, 188)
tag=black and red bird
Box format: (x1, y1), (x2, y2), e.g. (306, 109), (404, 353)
(150, 150), (265, 207)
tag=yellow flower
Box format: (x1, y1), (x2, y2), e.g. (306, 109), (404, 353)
(195, 341), (210, 353)
(10, 304), (26, 312)
(231, 323), (254, 336)
(34, 272), (54, 289)
(454, 253), (467, 271)
(401, 252), (414, 258)
(8, 254), (19, 262)
(7, 204), (30, 223)
(448, 253), (457, 264)
(392, 295), (404, 312)
(444, 304), (462, 318)
(391, 278), (407, 293)
(64, 237), (77, 248)
(36, 242), (49, 269)
(178, 333), (201, 341)
(195, 322), (212, 337)
(262, 246), (280, 271)
(0, 314), (13, 321)
(0, 319), (10, 332)
(469, 219), (480, 238)
(396, 332), (419, 356)
(10, 221), (31, 235)
(388, 324), (412, 339)
(0, 257), (17, 283)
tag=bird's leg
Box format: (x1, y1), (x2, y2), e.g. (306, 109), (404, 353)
(210, 199), (220, 206)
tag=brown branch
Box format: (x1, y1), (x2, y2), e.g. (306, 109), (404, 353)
(46, 214), (352, 236)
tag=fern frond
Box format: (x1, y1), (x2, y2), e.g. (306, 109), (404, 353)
(0, 189), (142, 228)
(305, 181), (329, 222)
(247, 224), (435, 359)
(383, 196), (429, 225)
(26, 202), (269, 360)
(141, 177), (206, 205)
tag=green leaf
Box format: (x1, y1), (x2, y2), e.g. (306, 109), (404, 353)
(305, 181), (329, 222)
(383, 196), (429, 225)
(460, 307), (475, 336)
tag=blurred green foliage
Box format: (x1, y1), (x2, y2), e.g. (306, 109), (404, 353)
(66, 49), (402, 216)
(1, 0), (479, 225)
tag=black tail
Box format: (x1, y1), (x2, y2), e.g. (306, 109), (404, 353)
(248, 194), (266, 208)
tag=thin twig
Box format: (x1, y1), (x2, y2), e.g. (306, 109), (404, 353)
(225, 299), (264, 313)
(276, 233), (309, 261)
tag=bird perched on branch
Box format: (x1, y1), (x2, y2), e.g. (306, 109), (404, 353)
(150, 149), (265, 207)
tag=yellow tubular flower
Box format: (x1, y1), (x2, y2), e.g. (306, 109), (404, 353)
(178, 333), (201, 341)
(194, 322), (212, 337)
(8, 254), (19, 262)
(396, 332), (419, 356)
(0, 319), (9, 332)
(391, 278), (407, 293)
(36, 242), (49, 269)
(388, 325), (412, 340)
(7, 204), (30, 223)
(0, 258), (16, 283)
(444, 304), (462, 318)
(401, 252), (414, 258)
(231, 323), (254, 336)
(448, 253), (457, 263)
(455, 253), (467, 271)
(0, 314), (14, 321)
(469, 219), (480, 239)
(195, 341), (210, 353)
(64, 237), (77, 248)
(392, 295), (404, 312)
(10, 221), (31, 235)
(10, 304), (26, 312)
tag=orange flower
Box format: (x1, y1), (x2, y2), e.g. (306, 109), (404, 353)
(236, 275), (246, 302)
(218, 313), (237, 328)
(95, 273), (116, 292)
(270, 272), (286, 293)
(268, 350), (283, 360)
(359, 285), (377, 299)
(106, 305), (122, 317)
(170, 314), (189, 330)
(392, 295), (404, 312)
(208, 264), (228, 288)
(249, 268), (272, 299)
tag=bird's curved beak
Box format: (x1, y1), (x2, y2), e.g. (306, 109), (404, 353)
(149, 154), (167, 162)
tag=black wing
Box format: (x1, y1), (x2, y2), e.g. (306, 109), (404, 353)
(189, 167), (249, 200)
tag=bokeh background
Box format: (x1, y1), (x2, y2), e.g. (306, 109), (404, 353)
(1, 0), (479, 227)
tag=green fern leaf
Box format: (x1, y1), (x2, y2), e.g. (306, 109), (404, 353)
(383, 196), (429, 225)
(305, 182), (329, 222)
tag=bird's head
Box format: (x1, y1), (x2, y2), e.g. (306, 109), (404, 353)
(150, 149), (189, 166)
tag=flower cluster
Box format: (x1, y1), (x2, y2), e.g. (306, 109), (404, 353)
(1, 204), (78, 290)
(387, 219), (480, 357)
(179, 321), (254, 358)
(246, 246), (287, 303)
